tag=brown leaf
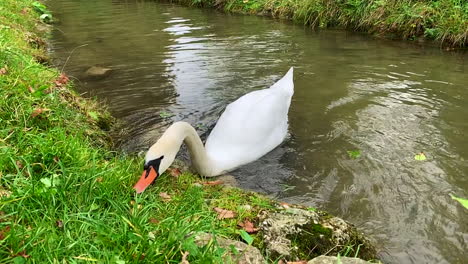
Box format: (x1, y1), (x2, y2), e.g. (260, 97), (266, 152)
(280, 202), (291, 209)
(213, 207), (236, 219)
(159, 192), (171, 202)
(238, 220), (259, 233)
(148, 218), (159, 224)
(202, 180), (224, 186)
(27, 86), (35, 93)
(55, 73), (69, 87)
(56, 220), (63, 228)
(0, 66), (7, 75)
(286, 261), (307, 264)
(16, 251), (30, 258)
(16, 160), (24, 169)
(0, 226), (10, 240)
(168, 168), (182, 178)
(31, 108), (50, 118)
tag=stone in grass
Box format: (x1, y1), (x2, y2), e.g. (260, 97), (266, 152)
(194, 232), (266, 264)
(85, 66), (112, 79)
(258, 207), (377, 261)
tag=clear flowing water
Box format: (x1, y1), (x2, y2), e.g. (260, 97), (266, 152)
(48, 0), (468, 263)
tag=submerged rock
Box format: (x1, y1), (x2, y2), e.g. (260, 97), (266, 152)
(258, 207), (377, 261)
(195, 232), (266, 264)
(308, 256), (372, 264)
(85, 66), (112, 79)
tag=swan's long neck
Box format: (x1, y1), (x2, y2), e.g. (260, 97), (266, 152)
(179, 123), (216, 176)
(148, 121), (217, 176)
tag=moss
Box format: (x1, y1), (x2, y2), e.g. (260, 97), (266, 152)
(287, 223), (335, 260)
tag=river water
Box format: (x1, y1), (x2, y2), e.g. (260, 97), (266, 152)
(48, 0), (468, 263)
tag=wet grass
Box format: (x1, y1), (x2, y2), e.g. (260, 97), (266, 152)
(0, 1), (277, 262)
(178, 0), (467, 47)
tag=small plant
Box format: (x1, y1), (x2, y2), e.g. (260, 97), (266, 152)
(32, 1), (53, 23)
(414, 152), (427, 161)
(347, 150), (361, 159)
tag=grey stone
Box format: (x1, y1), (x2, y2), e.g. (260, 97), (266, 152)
(258, 207), (377, 260)
(194, 232), (266, 264)
(216, 174), (239, 187)
(85, 66), (112, 79)
(308, 256), (372, 264)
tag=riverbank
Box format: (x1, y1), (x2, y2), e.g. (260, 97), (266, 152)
(173, 0), (467, 48)
(0, 0), (378, 262)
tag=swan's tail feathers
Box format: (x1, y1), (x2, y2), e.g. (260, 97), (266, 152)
(271, 67), (294, 96)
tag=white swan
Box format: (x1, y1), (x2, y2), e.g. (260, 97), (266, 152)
(134, 67), (294, 193)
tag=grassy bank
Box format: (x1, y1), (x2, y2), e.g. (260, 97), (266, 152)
(176, 0), (467, 47)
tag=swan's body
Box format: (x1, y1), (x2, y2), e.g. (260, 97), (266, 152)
(134, 67), (294, 193)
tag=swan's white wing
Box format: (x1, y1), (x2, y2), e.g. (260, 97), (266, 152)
(205, 68), (294, 172)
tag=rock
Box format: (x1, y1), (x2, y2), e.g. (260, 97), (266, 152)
(194, 232), (266, 264)
(239, 204), (252, 211)
(216, 174), (239, 187)
(308, 256), (372, 264)
(258, 208), (377, 261)
(85, 66), (112, 79)
(36, 23), (51, 33)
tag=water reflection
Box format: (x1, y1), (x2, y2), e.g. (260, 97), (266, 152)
(48, 0), (468, 263)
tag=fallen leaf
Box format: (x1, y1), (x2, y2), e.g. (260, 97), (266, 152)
(239, 230), (253, 245)
(168, 168), (182, 178)
(180, 251), (189, 264)
(56, 220), (63, 228)
(159, 192), (171, 202)
(88, 111), (99, 121)
(27, 86), (35, 93)
(54, 73), (69, 87)
(238, 220), (259, 233)
(0, 66), (7, 75)
(213, 207), (236, 219)
(16, 251), (30, 258)
(414, 152), (427, 161)
(202, 180), (224, 186)
(280, 202), (291, 209)
(16, 160), (24, 169)
(148, 218), (159, 224)
(286, 261), (307, 264)
(451, 195), (468, 210)
(31, 108), (50, 118)
(0, 226), (10, 240)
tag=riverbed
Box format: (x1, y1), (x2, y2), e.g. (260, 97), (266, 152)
(48, 0), (468, 263)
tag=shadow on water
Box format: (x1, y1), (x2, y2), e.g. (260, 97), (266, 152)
(49, 0), (467, 263)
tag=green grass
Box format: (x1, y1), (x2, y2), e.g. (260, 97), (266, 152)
(177, 0), (468, 47)
(0, 1), (277, 262)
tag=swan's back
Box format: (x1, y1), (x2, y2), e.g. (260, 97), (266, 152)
(205, 67), (294, 173)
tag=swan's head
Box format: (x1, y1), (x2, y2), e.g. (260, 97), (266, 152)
(133, 136), (180, 193)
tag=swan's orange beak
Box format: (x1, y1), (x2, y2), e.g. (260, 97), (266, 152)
(134, 167), (158, 193)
